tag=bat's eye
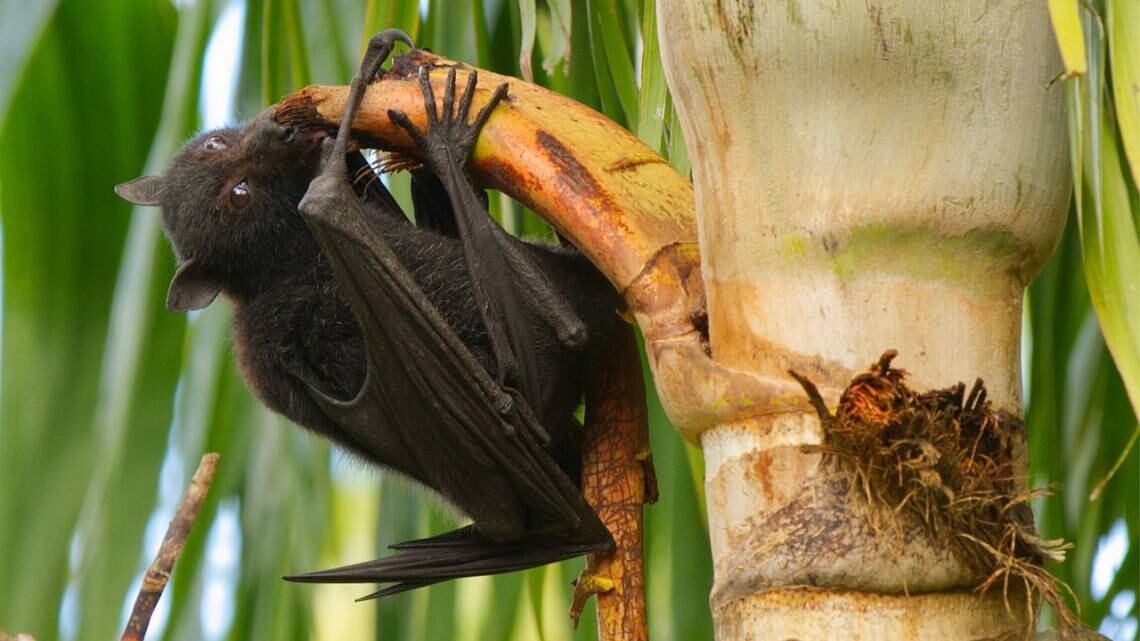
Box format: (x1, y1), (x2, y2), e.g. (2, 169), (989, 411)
(203, 135), (228, 151)
(229, 180), (250, 208)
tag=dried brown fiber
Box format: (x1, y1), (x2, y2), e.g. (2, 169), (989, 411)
(792, 351), (1079, 638)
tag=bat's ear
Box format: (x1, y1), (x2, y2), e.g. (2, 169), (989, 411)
(115, 175), (164, 206)
(167, 259), (222, 312)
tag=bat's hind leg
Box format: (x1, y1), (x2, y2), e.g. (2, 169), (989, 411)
(389, 68), (592, 363)
(323, 28), (416, 182)
(298, 29), (414, 233)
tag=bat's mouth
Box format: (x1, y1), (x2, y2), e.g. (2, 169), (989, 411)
(290, 126), (332, 156)
(271, 110), (424, 187)
(270, 104), (416, 175)
(290, 126), (335, 169)
(296, 126), (379, 159)
(300, 127), (331, 147)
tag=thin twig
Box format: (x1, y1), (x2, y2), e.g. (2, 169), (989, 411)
(119, 453), (220, 641)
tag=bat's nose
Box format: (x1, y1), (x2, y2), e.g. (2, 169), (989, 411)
(253, 114), (297, 144)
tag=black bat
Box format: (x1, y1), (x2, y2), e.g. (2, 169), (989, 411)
(115, 30), (617, 598)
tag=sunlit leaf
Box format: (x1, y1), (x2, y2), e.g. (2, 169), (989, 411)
(284, 0), (312, 87)
(362, 0), (422, 50)
(543, 0), (572, 75)
(517, 0), (536, 81)
(1108, 0), (1139, 188)
(635, 0), (665, 150)
(1070, 39), (1140, 495)
(0, 0), (58, 121)
(1048, 0), (1087, 79)
(588, 0), (637, 128)
(0, 0), (177, 637)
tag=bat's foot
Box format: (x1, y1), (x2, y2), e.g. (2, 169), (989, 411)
(326, 29), (416, 178)
(360, 29), (415, 83)
(387, 66), (508, 175)
(390, 66), (597, 353)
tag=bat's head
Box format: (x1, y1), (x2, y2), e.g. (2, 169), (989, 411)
(115, 109), (329, 312)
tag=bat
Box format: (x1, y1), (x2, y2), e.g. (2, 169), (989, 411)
(114, 30), (618, 598)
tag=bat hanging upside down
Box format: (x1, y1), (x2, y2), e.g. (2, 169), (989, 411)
(115, 29), (621, 598)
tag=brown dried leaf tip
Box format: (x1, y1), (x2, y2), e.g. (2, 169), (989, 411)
(792, 351), (1082, 638)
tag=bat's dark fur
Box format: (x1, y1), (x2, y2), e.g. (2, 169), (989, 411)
(116, 32), (620, 596)
(145, 116), (611, 463)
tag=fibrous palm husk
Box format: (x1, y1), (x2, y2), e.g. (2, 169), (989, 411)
(791, 351), (1080, 637)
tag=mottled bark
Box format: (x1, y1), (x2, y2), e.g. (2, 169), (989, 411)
(572, 323), (658, 641)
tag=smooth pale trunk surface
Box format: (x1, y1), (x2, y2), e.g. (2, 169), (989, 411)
(656, 1), (1069, 639)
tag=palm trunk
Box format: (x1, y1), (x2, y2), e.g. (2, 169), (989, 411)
(654, 1), (1069, 639)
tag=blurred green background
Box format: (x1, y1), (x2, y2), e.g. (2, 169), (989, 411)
(0, 1), (1134, 640)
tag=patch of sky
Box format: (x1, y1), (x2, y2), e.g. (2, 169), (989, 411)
(1092, 520), (1135, 640)
(200, 0), (245, 130)
(201, 499), (242, 640)
(1099, 589), (1137, 641)
(1092, 520), (1131, 600)
(58, 528), (85, 641)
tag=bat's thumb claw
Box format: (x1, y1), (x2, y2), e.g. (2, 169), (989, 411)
(557, 323), (588, 350)
(319, 138), (336, 162)
(491, 389), (513, 415)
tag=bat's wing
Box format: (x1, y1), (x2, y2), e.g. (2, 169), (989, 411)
(285, 29), (609, 592)
(300, 175), (602, 526)
(285, 155), (609, 589)
(410, 169), (461, 236)
(384, 68), (594, 412)
(289, 526), (605, 597)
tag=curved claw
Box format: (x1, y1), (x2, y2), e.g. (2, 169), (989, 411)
(329, 30), (417, 174)
(373, 28), (415, 50)
(361, 29), (416, 84)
